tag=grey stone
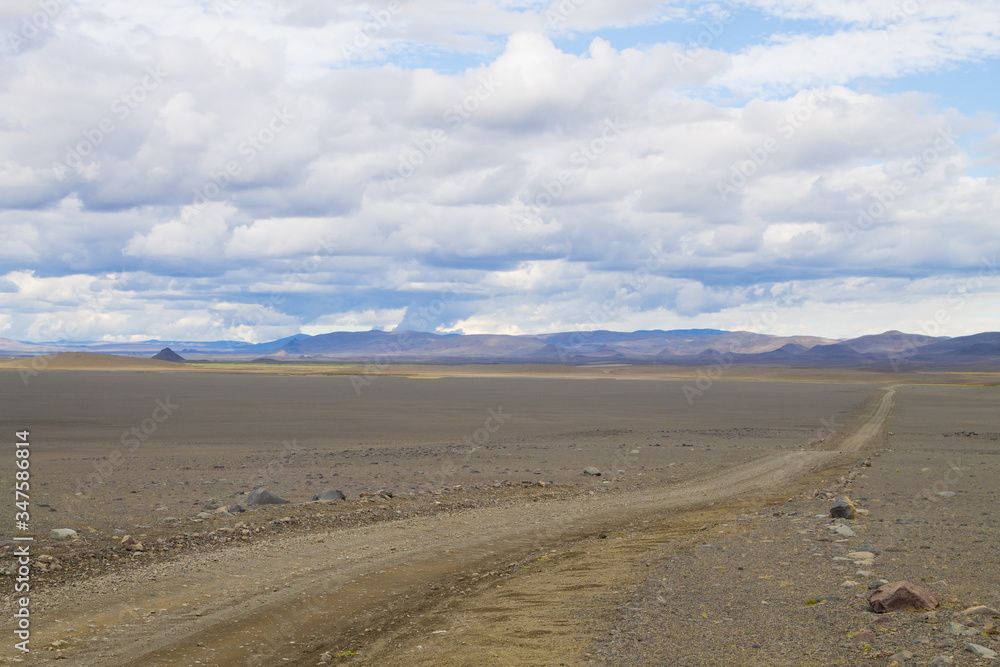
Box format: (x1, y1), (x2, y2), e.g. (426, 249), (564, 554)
(246, 488), (290, 505)
(312, 489), (347, 502)
(961, 605), (999, 617)
(967, 644), (998, 658)
(834, 525), (856, 537)
(583, 467), (602, 476)
(936, 491), (957, 498)
(831, 496), (857, 520)
(928, 657), (954, 666)
(50, 528), (77, 539)
(945, 621), (978, 637)
(888, 650), (913, 662)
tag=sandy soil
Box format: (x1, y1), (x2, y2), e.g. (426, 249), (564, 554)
(0, 364), (997, 665)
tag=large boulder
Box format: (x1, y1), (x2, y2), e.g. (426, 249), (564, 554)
(312, 489), (347, 502)
(246, 488), (290, 505)
(867, 581), (939, 613)
(830, 496), (857, 520)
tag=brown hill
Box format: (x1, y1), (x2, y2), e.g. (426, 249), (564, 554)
(152, 348), (186, 362)
(0, 352), (188, 371)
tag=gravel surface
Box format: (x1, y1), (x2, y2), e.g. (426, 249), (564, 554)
(1, 373), (995, 666)
(588, 384), (1000, 666)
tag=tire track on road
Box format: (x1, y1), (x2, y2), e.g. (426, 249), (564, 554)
(27, 386), (898, 666)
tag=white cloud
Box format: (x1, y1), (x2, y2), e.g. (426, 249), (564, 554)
(715, 3), (1000, 95)
(124, 202), (234, 258)
(0, 2), (998, 341)
(301, 308), (407, 335)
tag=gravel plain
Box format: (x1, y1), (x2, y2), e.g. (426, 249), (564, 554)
(0, 365), (996, 665)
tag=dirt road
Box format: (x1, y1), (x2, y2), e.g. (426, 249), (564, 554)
(12, 386), (897, 665)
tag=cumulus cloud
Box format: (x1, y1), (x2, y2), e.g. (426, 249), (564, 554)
(0, 0), (998, 341)
(124, 202), (234, 259)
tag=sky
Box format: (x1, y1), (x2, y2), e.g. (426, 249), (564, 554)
(1, 0), (999, 343)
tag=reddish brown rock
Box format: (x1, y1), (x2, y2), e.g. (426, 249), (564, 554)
(867, 581), (939, 614)
(852, 629), (876, 644)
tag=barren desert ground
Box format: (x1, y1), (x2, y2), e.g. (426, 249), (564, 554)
(1, 362), (998, 665)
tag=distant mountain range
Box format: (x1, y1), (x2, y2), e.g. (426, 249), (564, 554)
(3, 329), (1000, 370)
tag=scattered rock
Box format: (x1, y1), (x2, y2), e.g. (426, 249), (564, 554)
(583, 467), (602, 476)
(50, 528), (77, 540)
(834, 525), (856, 537)
(312, 489), (347, 502)
(852, 629), (876, 644)
(120, 535), (144, 552)
(867, 581), (939, 614)
(928, 657), (954, 666)
(967, 644), (998, 658)
(935, 491), (957, 498)
(922, 611), (939, 623)
(830, 497), (857, 520)
(945, 621), (978, 637)
(855, 570), (876, 577)
(961, 605), (999, 617)
(889, 650), (914, 662)
(246, 488), (290, 505)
